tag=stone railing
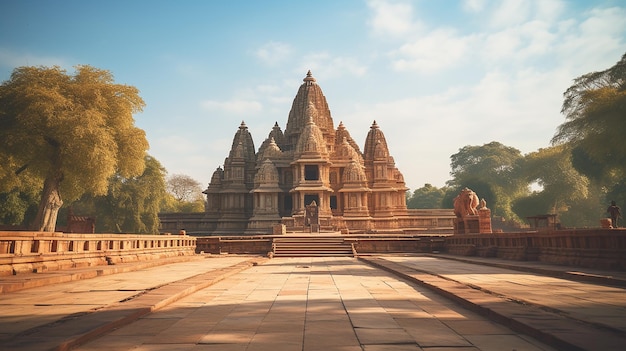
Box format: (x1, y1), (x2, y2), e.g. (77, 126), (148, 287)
(444, 229), (626, 270)
(0, 231), (197, 276)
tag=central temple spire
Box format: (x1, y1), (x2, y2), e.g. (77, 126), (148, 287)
(284, 71), (335, 152)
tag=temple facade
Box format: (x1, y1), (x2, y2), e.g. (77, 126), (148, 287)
(159, 71), (454, 235)
(202, 71), (422, 234)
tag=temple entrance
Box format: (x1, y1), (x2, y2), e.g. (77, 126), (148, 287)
(283, 195), (293, 215)
(304, 194), (319, 208)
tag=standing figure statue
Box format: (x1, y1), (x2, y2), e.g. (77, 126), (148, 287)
(607, 201), (622, 228)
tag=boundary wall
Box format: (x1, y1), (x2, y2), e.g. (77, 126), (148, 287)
(0, 231), (196, 276)
(444, 228), (626, 270)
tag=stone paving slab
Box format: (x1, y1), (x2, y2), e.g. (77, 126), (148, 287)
(363, 255), (626, 351)
(75, 257), (557, 351)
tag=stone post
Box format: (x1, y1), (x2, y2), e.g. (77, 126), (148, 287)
(478, 208), (492, 234)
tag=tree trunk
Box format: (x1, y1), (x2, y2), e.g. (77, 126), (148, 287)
(33, 175), (63, 232)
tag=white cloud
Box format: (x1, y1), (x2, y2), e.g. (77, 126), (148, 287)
(254, 41), (292, 65)
(482, 20), (557, 64)
(534, 0), (565, 22)
(367, 0), (417, 36)
(463, 0), (487, 13)
(298, 52), (368, 79)
(490, 0), (532, 28)
(200, 99), (263, 115)
(391, 29), (475, 73)
(555, 6), (626, 74)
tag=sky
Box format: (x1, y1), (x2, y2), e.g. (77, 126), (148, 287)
(1, 0), (625, 191)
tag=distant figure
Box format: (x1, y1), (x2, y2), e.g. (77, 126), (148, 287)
(607, 201), (622, 228)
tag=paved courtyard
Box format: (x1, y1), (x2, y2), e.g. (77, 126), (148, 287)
(2, 254), (625, 350)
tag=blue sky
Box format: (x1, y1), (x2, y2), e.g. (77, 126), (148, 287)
(1, 0), (625, 191)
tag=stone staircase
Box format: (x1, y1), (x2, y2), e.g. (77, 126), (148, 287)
(272, 236), (355, 257)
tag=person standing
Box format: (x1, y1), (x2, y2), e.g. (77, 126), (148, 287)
(607, 201), (622, 228)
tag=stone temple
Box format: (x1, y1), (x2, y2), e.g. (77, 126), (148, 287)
(159, 71), (454, 235)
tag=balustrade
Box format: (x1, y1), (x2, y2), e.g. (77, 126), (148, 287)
(0, 231), (196, 275)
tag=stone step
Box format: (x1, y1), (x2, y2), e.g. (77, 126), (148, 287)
(272, 237), (354, 257)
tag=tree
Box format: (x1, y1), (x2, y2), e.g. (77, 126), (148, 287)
(552, 52), (626, 216)
(167, 174), (203, 202)
(406, 184), (446, 209)
(553, 53), (626, 183)
(68, 155), (167, 233)
(0, 65), (148, 231)
(0, 189), (39, 227)
(446, 141), (527, 220)
(163, 174), (205, 213)
(513, 145), (594, 227)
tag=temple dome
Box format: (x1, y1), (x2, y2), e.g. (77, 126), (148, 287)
(363, 120), (390, 162)
(343, 159), (367, 183)
(335, 121), (362, 155)
(336, 137), (363, 164)
(228, 121), (256, 162)
(254, 159), (279, 184)
(295, 116), (328, 158)
(203, 166), (224, 194)
(258, 137), (282, 161)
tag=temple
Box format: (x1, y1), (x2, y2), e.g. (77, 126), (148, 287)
(193, 71), (453, 235)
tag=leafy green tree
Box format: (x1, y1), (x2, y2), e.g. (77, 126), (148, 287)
(0, 65), (148, 231)
(553, 52), (626, 202)
(68, 155), (167, 233)
(407, 184), (446, 209)
(446, 141), (527, 220)
(513, 145), (595, 227)
(0, 189), (39, 227)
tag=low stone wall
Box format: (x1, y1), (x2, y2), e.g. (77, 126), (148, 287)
(347, 236), (446, 253)
(444, 229), (626, 270)
(195, 235), (447, 256)
(0, 231), (197, 276)
(196, 236), (273, 255)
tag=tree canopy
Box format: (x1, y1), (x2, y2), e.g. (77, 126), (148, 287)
(0, 65), (148, 231)
(406, 184), (446, 209)
(446, 141), (527, 220)
(167, 174), (203, 202)
(553, 53), (626, 176)
(513, 145), (596, 226)
(66, 155), (167, 233)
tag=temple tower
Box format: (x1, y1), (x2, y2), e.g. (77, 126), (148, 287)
(363, 121), (408, 228)
(284, 70), (335, 152)
(206, 121), (256, 233)
(201, 71), (412, 234)
(248, 158), (282, 231)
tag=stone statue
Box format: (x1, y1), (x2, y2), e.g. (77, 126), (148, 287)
(479, 198), (487, 210)
(453, 188), (480, 218)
